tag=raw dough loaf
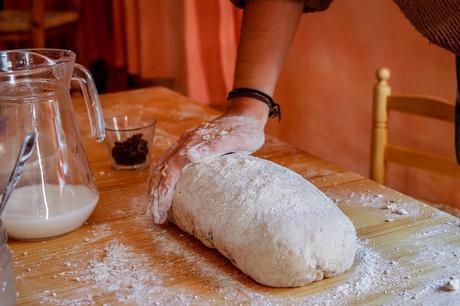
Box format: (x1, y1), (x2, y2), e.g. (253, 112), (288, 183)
(170, 154), (357, 287)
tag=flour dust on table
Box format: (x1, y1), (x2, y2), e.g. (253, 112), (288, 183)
(170, 153), (357, 287)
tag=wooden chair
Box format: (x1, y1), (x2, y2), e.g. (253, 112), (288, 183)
(370, 67), (460, 184)
(0, 0), (80, 48)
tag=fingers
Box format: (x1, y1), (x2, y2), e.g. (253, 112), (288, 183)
(148, 131), (190, 194)
(148, 133), (188, 222)
(151, 154), (189, 224)
(150, 138), (205, 223)
(155, 162), (182, 223)
(150, 161), (173, 224)
(149, 178), (161, 222)
(148, 133), (192, 224)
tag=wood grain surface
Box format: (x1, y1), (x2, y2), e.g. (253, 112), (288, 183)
(9, 87), (460, 305)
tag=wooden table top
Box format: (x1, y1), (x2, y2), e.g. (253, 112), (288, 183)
(9, 87), (460, 305)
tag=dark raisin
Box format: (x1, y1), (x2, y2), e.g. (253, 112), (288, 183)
(112, 133), (149, 165)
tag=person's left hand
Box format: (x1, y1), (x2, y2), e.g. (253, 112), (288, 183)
(147, 114), (265, 224)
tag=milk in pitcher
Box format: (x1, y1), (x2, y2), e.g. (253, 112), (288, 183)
(1, 184), (98, 240)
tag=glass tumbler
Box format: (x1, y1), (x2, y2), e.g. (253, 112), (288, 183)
(0, 220), (16, 306)
(104, 115), (156, 170)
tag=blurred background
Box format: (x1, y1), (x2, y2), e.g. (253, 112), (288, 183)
(0, 0), (458, 209)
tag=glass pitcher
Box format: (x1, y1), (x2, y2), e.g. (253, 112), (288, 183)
(0, 49), (105, 240)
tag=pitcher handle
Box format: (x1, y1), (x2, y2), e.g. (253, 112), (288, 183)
(72, 64), (105, 142)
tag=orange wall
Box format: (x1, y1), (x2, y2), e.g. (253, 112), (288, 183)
(267, 1), (459, 207)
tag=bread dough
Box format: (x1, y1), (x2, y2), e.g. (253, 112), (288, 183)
(170, 154), (357, 287)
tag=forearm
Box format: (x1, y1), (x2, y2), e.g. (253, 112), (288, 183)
(228, 0), (304, 122)
(150, 1), (304, 221)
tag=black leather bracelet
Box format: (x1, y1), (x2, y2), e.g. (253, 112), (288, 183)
(227, 87), (281, 121)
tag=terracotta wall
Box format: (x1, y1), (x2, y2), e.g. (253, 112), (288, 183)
(266, 0), (459, 207)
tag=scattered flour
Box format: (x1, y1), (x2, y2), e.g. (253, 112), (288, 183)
(297, 166), (335, 179)
(149, 230), (416, 305)
(384, 203), (408, 215)
(39, 291), (94, 306)
(305, 240), (406, 305)
(41, 238), (198, 305)
(443, 278), (459, 292)
(153, 128), (175, 150)
(386, 220), (460, 305)
(25, 182), (457, 305)
(35, 216), (460, 305)
(96, 170), (112, 177)
(327, 190), (425, 220)
(85, 241), (158, 304)
(86, 223), (112, 243)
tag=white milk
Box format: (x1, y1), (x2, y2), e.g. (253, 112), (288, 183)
(1, 184), (99, 240)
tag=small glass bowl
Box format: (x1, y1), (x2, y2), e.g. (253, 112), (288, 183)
(104, 115), (156, 170)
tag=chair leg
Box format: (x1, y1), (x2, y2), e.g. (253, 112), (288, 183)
(72, 21), (81, 55)
(31, 29), (45, 48)
(31, 0), (45, 47)
(370, 68), (391, 183)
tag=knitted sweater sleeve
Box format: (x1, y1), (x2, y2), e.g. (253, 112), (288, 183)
(393, 0), (460, 55)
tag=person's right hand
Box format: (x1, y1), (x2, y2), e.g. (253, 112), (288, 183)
(148, 113), (266, 224)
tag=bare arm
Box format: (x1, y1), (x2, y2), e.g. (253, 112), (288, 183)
(148, 0), (304, 224)
(228, 0), (304, 124)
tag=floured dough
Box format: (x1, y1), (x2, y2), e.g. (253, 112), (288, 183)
(170, 154), (357, 287)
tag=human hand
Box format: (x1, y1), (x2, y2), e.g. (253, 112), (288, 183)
(148, 114), (265, 224)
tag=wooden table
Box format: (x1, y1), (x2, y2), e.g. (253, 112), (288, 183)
(9, 87), (460, 305)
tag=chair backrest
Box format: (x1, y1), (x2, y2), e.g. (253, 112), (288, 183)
(0, 0), (81, 48)
(30, 0), (81, 47)
(370, 67), (460, 184)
